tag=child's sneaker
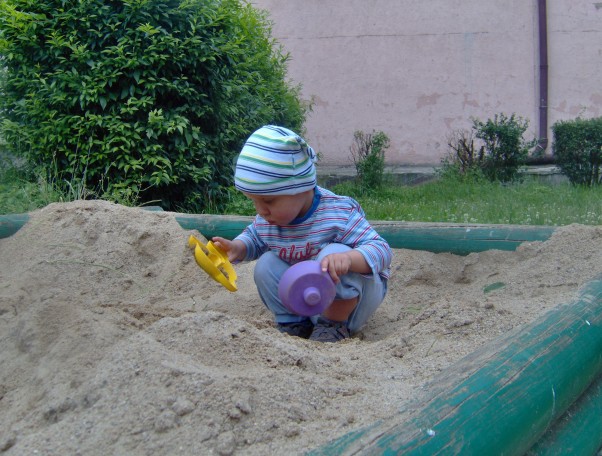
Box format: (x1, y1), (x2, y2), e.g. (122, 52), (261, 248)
(309, 317), (350, 343)
(276, 320), (314, 339)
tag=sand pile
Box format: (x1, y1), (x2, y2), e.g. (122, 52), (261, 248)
(1, 200), (600, 455)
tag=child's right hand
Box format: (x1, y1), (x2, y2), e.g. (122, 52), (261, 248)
(212, 237), (246, 263)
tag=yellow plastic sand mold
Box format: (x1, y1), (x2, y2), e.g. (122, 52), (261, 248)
(188, 235), (238, 292)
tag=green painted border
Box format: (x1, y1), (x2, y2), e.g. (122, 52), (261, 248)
(0, 213), (29, 240)
(308, 275), (602, 455)
(527, 372), (602, 456)
(174, 214), (556, 255)
(1, 211), (556, 255)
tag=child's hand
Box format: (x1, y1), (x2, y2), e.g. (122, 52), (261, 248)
(320, 253), (353, 284)
(320, 250), (372, 283)
(212, 237), (246, 263)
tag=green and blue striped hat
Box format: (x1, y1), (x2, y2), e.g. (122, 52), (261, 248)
(234, 125), (317, 195)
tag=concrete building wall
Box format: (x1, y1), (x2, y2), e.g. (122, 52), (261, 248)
(251, 0), (602, 165)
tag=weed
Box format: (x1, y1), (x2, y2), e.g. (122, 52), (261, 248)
(350, 130), (390, 193)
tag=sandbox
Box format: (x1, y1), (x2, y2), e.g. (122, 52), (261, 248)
(0, 201), (600, 455)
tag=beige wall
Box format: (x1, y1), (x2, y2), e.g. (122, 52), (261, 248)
(251, 0), (602, 165)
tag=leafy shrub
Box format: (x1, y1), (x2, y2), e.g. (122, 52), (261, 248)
(473, 113), (536, 182)
(0, 0), (308, 212)
(552, 117), (602, 186)
(442, 113), (535, 183)
(349, 130), (390, 192)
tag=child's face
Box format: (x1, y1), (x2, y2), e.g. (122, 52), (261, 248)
(243, 190), (314, 225)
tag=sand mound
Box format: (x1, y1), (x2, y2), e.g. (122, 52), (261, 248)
(1, 200), (600, 454)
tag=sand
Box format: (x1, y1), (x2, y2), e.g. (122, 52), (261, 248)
(0, 200), (601, 455)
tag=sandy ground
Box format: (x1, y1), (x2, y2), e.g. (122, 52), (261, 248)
(1, 200), (601, 455)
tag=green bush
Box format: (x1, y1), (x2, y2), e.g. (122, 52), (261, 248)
(552, 117), (602, 186)
(442, 113), (535, 183)
(0, 0), (308, 212)
(349, 130), (390, 192)
(473, 113), (536, 182)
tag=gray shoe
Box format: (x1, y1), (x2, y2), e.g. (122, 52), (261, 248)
(277, 320), (314, 339)
(309, 317), (350, 343)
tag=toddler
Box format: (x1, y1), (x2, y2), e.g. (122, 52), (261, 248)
(213, 125), (392, 342)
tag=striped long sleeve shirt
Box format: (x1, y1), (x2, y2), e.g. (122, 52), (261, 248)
(235, 186), (392, 280)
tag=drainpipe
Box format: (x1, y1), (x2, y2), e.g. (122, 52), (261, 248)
(536, 0), (551, 161)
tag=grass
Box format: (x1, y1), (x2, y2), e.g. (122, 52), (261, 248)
(2, 161), (602, 226)
(331, 176), (602, 226)
(221, 174), (602, 226)
(0, 156), (136, 215)
(0, 163), (65, 214)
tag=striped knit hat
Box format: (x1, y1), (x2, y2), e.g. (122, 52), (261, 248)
(234, 125), (318, 195)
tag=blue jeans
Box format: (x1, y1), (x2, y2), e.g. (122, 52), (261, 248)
(253, 244), (387, 333)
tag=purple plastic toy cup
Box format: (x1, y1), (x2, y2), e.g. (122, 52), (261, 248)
(278, 261), (336, 316)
